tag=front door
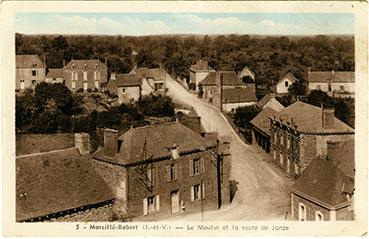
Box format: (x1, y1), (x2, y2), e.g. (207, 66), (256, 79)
(171, 190), (180, 213)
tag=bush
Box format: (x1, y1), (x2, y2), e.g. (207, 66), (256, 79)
(76, 88), (84, 93)
(234, 105), (261, 129)
(138, 94), (175, 117)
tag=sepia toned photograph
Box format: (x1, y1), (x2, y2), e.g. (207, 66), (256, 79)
(2, 1), (368, 237)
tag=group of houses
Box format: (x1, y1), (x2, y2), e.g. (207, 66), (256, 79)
(15, 55), (167, 104)
(250, 95), (355, 221)
(16, 122), (231, 222)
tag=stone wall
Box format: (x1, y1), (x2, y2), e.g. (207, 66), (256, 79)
(52, 204), (116, 222)
(126, 151), (219, 220)
(16, 133), (75, 156)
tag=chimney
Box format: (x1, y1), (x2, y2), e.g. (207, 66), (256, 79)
(327, 141), (339, 161)
(63, 60), (66, 67)
(332, 70), (335, 75)
(110, 72), (116, 81)
(322, 108), (335, 130)
(103, 128), (119, 157)
(74, 133), (90, 155)
(171, 144), (180, 159)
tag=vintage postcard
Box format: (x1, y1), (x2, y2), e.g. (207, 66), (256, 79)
(1, 0), (368, 237)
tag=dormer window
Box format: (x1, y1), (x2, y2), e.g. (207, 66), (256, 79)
(72, 64), (75, 69)
(84, 64), (87, 70)
(32, 63), (37, 67)
(95, 64), (98, 69)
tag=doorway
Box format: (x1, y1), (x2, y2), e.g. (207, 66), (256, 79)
(171, 190), (180, 213)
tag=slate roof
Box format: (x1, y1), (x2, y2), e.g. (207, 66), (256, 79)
(292, 156), (354, 209)
(16, 148), (113, 222)
(64, 59), (107, 70)
(328, 139), (355, 178)
(95, 122), (216, 166)
(272, 101), (354, 133)
(46, 68), (64, 78)
(250, 107), (278, 136)
(277, 72), (297, 85)
(116, 74), (141, 87)
(308, 71), (355, 83)
(16, 55), (44, 68)
(190, 60), (214, 72)
(222, 87), (257, 103)
(200, 71), (245, 86)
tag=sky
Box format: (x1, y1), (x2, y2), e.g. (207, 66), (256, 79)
(15, 13), (354, 36)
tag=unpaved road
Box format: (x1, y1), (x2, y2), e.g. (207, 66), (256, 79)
(165, 75), (293, 221)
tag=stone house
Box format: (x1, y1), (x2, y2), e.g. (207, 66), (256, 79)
(92, 122), (231, 220)
(130, 67), (167, 96)
(270, 101), (354, 178)
(250, 98), (285, 153)
(275, 72), (297, 94)
(200, 71), (257, 112)
(106, 74), (141, 104)
(307, 70), (355, 98)
(16, 134), (115, 222)
(16, 55), (46, 91)
(291, 139), (354, 221)
(63, 59), (108, 92)
(45, 68), (64, 84)
(189, 60), (215, 91)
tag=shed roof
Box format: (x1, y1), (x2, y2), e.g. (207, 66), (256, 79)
(250, 107), (278, 136)
(16, 55), (44, 68)
(308, 71), (354, 83)
(16, 148), (113, 222)
(116, 74), (141, 87)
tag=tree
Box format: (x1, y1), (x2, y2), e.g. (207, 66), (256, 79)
(233, 105), (261, 129)
(138, 94), (175, 117)
(288, 79), (307, 96)
(307, 90), (335, 108)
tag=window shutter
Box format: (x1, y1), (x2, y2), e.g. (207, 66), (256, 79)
(155, 195), (160, 212)
(166, 165), (171, 182)
(202, 182), (205, 199)
(201, 157), (205, 174)
(143, 198), (148, 215)
(175, 163), (178, 180)
(191, 186), (194, 201)
(189, 160), (194, 176)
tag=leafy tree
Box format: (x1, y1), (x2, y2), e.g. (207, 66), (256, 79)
(233, 105), (261, 129)
(138, 94), (174, 117)
(288, 79), (307, 96)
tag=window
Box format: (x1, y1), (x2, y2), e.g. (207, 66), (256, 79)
(328, 85), (332, 92)
(32, 80), (36, 86)
(274, 132), (277, 144)
(340, 85), (345, 91)
(315, 211), (324, 221)
(280, 152), (283, 165)
(155, 82), (163, 91)
(72, 64), (75, 69)
(95, 81), (100, 90)
(94, 71), (100, 81)
(95, 64), (98, 69)
(72, 81), (76, 89)
(294, 162), (299, 175)
(287, 137), (290, 149)
(273, 150), (276, 160)
(167, 163), (178, 182)
(72, 72), (78, 81)
(122, 88), (126, 93)
(143, 195), (160, 215)
(280, 134), (284, 146)
(298, 203), (307, 221)
(285, 81), (289, 87)
(191, 183), (205, 201)
(32, 63), (37, 67)
(32, 70), (37, 76)
(190, 158), (204, 176)
(83, 71), (87, 81)
(83, 64), (87, 69)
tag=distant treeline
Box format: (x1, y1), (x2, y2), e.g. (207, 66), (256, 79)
(16, 34), (354, 89)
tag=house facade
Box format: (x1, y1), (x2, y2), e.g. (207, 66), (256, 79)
(238, 66), (255, 81)
(93, 122), (231, 220)
(63, 59), (108, 92)
(291, 139), (354, 221)
(307, 70), (355, 98)
(200, 71), (257, 112)
(275, 72), (297, 94)
(106, 74), (141, 104)
(16, 55), (46, 91)
(189, 60), (215, 91)
(270, 101), (354, 178)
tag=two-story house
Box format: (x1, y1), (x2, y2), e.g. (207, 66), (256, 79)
(16, 55), (46, 91)
(291, 139), (354, 221)
(270, 101), (354, 178)
(92, 122), (231, 220)
(189, 60), (215, 91)
(63, 59), (108, 92)
(200, 71), (257, 112)
(307, 70), (355, 98)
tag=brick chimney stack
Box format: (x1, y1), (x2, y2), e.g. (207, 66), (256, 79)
(103, 128), (119, 157)
(322, 108), (335, 130)
(171, 144), (180, 159)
